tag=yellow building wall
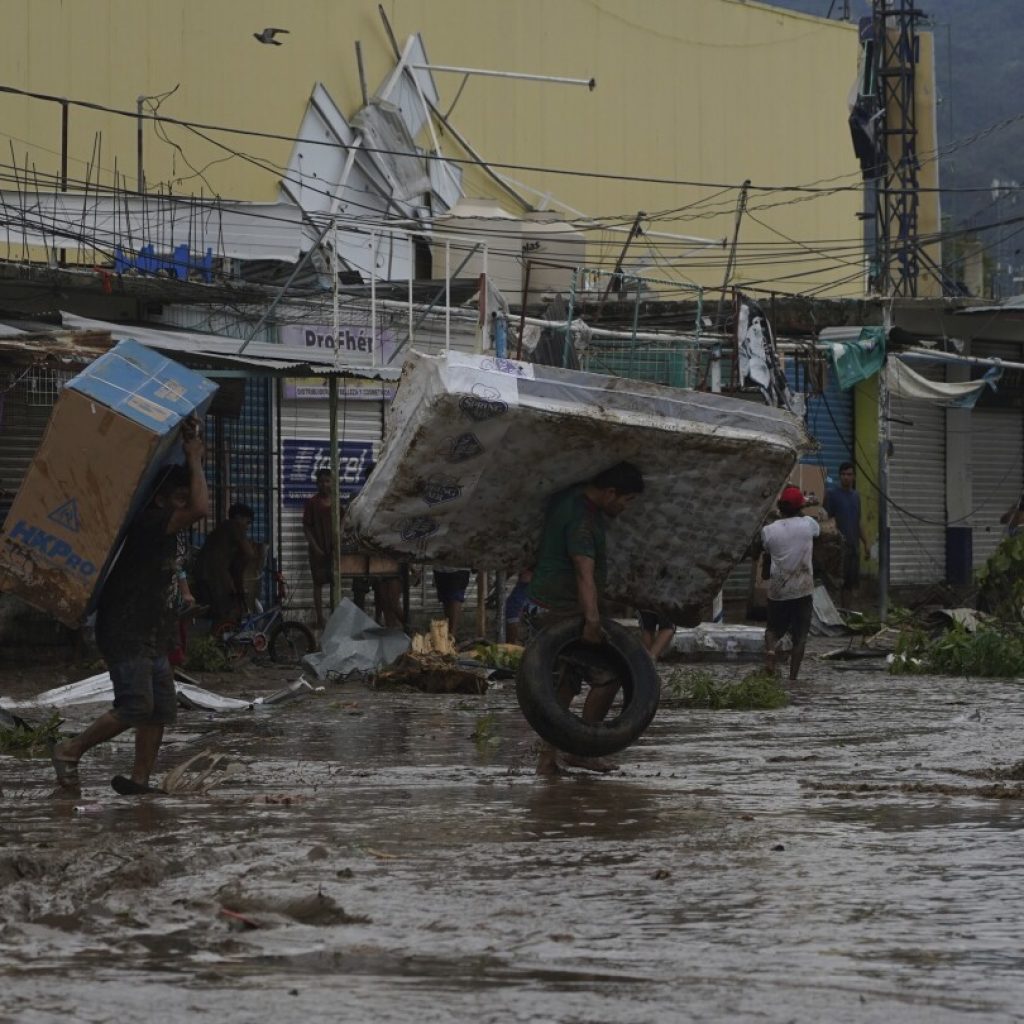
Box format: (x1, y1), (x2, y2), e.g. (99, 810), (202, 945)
(0, 0), (864, 293)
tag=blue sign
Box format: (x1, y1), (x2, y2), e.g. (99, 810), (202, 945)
(282, 439), (374, 507)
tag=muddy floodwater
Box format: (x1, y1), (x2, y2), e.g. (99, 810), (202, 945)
(3, 644), (1024, 1023)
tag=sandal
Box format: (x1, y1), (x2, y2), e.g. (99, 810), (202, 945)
(111, 775), (166, 796)
(49, 742), (81, 789)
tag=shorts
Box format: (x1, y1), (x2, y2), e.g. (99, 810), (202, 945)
(309, 547), (332, 587)
(841, 545), (860, 589)
(765, 595), (813, 646)
(110, 655), (177, 726)
(638, 609), (674, 633)
(434, 569), (471, 604)
(504, 579), (531, 624)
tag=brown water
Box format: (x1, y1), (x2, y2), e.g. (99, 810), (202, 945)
(3, 649), (1024, 1023)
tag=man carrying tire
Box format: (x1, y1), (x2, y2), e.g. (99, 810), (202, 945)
(521, 461), (645, 775)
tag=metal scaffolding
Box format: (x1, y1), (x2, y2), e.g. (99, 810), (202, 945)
(872, 0), (927, 297)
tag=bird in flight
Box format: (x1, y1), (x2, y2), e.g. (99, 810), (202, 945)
(253, 27), (289, 45)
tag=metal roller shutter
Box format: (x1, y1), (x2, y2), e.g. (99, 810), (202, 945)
(889, 365), (946, 585)
(968, 409), (1024, 569)
(967, 341), (1024, 570)
(277, 390), (471, 628)
(0, 369), (65, 524)
(278, 390), (384, 618)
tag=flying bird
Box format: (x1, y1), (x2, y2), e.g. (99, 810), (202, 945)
(253, 27), (289, 45)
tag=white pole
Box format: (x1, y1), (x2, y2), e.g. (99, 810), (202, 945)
(411, 63), (595, 89)
(445, 241), (451, 354)
(332, 218), (339, 358)
(710, 342), (725, 624)
(370, 232), (377, 365)
(408, 230), (414, 349)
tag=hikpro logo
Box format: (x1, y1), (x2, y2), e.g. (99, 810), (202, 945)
(7, 519), (97, 577)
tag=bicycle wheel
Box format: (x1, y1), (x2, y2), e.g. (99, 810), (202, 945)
(268, 621), (317, 665)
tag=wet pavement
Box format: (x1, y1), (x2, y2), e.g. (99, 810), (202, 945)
(3, 644), (1024, 1023)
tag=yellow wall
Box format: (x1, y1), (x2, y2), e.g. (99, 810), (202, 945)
(0, 0), (864, 293)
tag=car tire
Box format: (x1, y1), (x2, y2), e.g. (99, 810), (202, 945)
(516, 615), (660, 757)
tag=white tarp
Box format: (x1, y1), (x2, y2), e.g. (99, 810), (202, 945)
(346, 352), (810, 618)
(888, 357), (1001, 408)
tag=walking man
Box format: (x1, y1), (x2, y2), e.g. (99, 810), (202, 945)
(762, 485), (819, 682)
(51, 420), (208, 795)
(823, 461), (870, 609)
(521, 461), (645, 775)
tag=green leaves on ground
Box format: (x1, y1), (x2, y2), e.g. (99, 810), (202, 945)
(977, 532), (1024, 626)
(0, 711), (62, 758)
(185, 635), (233, 673)
(666, 669), (788, 710)
(890, 622), (1024, 678)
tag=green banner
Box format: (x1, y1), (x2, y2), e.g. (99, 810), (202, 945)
(828, 326), (886, 390)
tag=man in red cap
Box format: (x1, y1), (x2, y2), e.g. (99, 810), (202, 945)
(761, 485), (820, 680)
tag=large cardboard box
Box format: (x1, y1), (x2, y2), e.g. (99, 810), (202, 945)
(0, 340), (217, 625)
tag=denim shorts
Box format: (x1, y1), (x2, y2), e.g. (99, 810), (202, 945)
(110, 655), (177, 726)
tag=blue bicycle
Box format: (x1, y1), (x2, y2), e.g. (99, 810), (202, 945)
(212, 572), (316, 666)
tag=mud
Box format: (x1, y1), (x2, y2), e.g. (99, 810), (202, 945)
(3, 643), (1024, 1022)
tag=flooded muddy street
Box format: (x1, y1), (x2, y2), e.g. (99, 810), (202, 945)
(3, 646), (1024, 1023)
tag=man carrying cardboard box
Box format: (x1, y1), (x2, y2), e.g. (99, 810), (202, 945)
(50, 419), (208, 796)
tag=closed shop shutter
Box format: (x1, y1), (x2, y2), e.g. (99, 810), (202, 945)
(966, 341), (1024, 570)
(277, 390), (475, 627)
(889, 365), (946, 585)
(968, 409), (1024, 568)
(278, 390), (385, 616)
(0, 368), (66, 524)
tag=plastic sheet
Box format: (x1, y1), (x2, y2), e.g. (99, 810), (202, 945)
(347, 352), (809, 618)
(302, 599), (410, 680)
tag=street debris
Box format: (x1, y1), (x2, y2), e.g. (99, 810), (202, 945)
(2, 671), (319, 715)
(302, 598), (409, 680)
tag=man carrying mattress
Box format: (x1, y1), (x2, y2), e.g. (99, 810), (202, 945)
(520, 461), (645, 775)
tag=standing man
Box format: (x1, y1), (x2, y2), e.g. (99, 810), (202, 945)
(823, 461), (870, 609)
(522, 461), (645, 775)
(194, 502), (255, 624)
(303, 468), (335, 631)
(50, 420), (208, 796)
(762, 485), (820, 682)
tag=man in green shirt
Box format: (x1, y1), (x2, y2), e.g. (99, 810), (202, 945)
(523, 461), (645, 775)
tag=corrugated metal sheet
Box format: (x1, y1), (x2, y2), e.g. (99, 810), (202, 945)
(969, 409), (1023, 569)
(889, 365), (947, 585)
(0, 192), (306, 264)
(0, 370), (62, 525)
(278, 394), (383, 620)
(790, 361), (855, 490)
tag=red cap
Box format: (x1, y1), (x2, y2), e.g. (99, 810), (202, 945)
(779, 486), (806, 511)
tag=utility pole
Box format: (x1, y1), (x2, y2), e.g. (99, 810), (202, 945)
(595, 211), (645, 322)
(718, 180), (750, 327)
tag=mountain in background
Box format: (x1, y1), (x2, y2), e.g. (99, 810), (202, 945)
(764, 0), (1024, 294)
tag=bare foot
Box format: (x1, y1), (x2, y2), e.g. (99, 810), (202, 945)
(558, 753), (618, 774)
(536, 747), (564, 776)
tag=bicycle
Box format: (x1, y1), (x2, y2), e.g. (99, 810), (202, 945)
(211, 571), (317, 666)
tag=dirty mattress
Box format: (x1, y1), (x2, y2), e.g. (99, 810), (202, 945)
(346, 352), (809, 617)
